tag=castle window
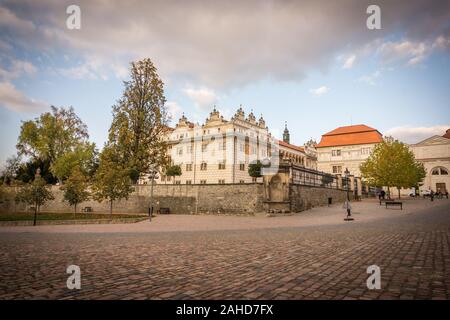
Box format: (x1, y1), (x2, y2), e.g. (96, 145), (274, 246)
(200, 180), (207, 184)
(432, 167), (448, 175)
(218, 162), (226, 170)
(218, 179), (225, 184)
(186, 164), (192, 171)
(239, 163), (245, 171)
(332, 150), (341, 157)
(200, 162), (207, 170)
(175, 181), (181, 185)
(332, 165), (342, 174)
(186, 180), (192, 185)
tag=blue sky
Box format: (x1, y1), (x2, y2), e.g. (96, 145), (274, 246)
(1, 0), (450, 166)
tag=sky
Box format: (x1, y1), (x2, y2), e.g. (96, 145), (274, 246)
(1, 0), (450, 166)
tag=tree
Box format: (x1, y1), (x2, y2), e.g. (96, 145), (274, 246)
(51, 143), (98, 182)
(92, 146), (134, 215)
(1, 155), (21, 185)
(360, 137), (426, 199)
(61, 166), (90, 216)
(15, 158), (58, 184)
(15, 173), (54, 226)
(165, 165), (182, 184)
(16, 106), (89, 177)
(107, 58), (169, 183)
(248, 160), (263, 178)
(321, 173), (334, 187)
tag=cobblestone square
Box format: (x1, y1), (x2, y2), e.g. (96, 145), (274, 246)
(0, 199), (449, 300)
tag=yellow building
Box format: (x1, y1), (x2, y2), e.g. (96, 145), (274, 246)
(316, 124), (383, 177)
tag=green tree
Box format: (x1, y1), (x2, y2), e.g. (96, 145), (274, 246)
(15, 158), (58, 184)
(360, 137), (426, 199)
(92, 146), (134, 215)
(51, 143), (98, 182)
(15, 174), (54, 226)
(165, 165), (182, 184)
(17, 106), (89, 164)
(107, 58), (169, 183)
(61, 166), (90, 216)
(321, 173), (334, 187)
(1, 155), (21, 185)
(248, 160), (263, 178)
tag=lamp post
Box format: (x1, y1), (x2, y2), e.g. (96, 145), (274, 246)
(344, 168), (350, 201)
(344, 167), (354, 221)
(148, 166), (159, 222)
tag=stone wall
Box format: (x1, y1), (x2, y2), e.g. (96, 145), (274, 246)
(0, 182), (350, 215)
(290, 184), (352, 212)
(0, 184), (266, 215)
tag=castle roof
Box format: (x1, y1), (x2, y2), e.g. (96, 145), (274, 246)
(316, 124), (382, 148)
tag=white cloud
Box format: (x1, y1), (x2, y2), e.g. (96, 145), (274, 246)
(378, 35), (450, 67)
(166, 101), (183, 120)
(385, 125), (450, 144)
(2, 0), (449, 89)
(183, 87), (218, 110)
(0, 81), (47, 113)
(357, 70), (381, 85)
(309, 86), (329, 96)
(0, 6), (35, 34)
(0, 59), (37, 80)
(342, 55), (356, 69)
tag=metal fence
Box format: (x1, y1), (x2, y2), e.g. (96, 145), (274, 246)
(290, 165), (344, 189)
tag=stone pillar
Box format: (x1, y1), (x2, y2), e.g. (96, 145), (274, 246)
(336, 174), (342, 189)
(356, 177), (362, 197)
(349, 175), (355, 192)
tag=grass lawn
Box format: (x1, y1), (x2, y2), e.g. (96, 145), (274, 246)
(0, 212), (147, 221)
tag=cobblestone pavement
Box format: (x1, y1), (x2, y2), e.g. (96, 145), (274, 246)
(0, 200), (449, 300)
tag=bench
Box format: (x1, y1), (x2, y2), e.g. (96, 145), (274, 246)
(158, 207), (170, 214)
(82, 207), (93, 213)
(379, 199), (391, 205)
(385, 201), (402, 210)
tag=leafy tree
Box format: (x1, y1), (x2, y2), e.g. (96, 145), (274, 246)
(92, 146), (134, 215)
(321, 173), (334, 187)
(61, 166), (90, 215)
(1, 155), (21, 185)
(107, 58), (169, 183)
(165, 165), (182, 184)
(15, 158), (57, 184)
(51, 143), (98, 182)
(16, 106), (89, 178)
(15, 174), (54, 226)
(248, 160), (263, 178)
(360, 137), (426, 199)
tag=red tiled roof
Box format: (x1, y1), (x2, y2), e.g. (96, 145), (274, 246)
(277, 139), (305, 153)
(316, 124), (382, 148)
(443, 129), (450, 139)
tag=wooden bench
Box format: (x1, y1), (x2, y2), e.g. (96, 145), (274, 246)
(379, 199), (391, 205)
(158, 207), (170, 214)
(385, 201), (402, 210)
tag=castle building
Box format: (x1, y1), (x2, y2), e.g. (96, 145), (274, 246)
(316, 124), (383, 177)
(145, 107), (317, 185)
(408, 129), (450, 193)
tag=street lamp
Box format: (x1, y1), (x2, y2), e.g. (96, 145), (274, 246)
(343, 167), (354, 221)
(148, 166), (159, 222)
(344, 168), (350, 201)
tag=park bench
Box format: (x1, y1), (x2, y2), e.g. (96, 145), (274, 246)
(379, 199), (391, 205)
(385, 201), (402, 210)
(82, 206), (93, 213)
(158, 207), (170, 214)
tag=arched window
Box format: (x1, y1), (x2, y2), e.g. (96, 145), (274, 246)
(431, 167), (449, 175)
